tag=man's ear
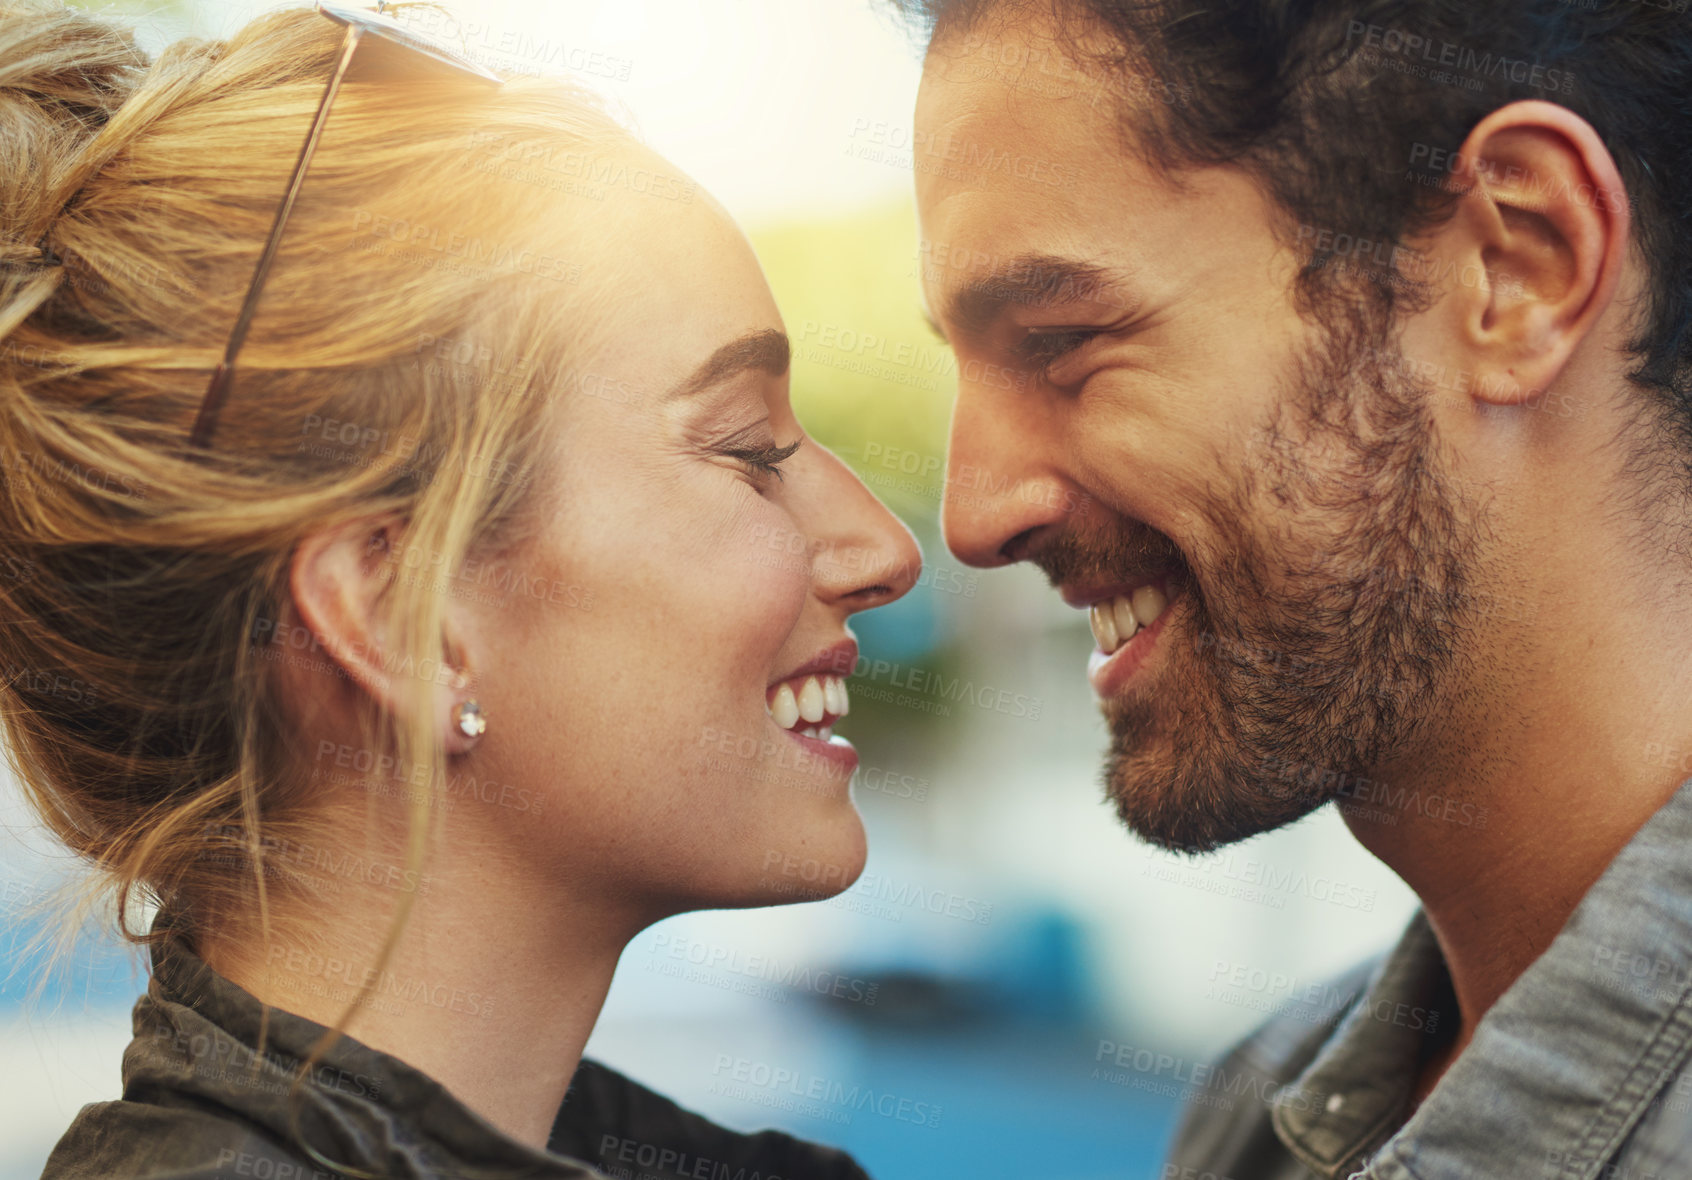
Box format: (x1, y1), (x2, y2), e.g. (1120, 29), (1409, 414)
(289, 512), (480, 753)
(1412, 99), (1631, 407)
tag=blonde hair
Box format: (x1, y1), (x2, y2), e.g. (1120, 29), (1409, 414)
(0, 1), (629, 1171)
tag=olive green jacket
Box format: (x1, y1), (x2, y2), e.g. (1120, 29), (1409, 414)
(39, 911), (871, 1180)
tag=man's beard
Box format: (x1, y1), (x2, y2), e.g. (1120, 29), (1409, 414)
(1043, 316), (1487, 854)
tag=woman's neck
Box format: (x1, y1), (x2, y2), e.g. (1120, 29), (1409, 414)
(199, 857), (637, 1153)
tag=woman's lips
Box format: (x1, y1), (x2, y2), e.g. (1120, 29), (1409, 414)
(782, 723), (859, 773)
(765, 670), (858, 774)
(765, 671), (850, 738)
(765, 648), (857, 772)
(767, 639), (857, 741)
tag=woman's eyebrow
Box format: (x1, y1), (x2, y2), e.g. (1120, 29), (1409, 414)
(669, 328), (792, 399)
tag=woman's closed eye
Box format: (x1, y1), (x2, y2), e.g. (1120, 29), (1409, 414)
(713, 435), (803, 483)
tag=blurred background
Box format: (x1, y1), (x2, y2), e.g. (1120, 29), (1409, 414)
(0, 1), (1418, 1178)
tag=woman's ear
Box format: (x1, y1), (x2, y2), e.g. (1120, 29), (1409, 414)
(289, 512), (485, 755)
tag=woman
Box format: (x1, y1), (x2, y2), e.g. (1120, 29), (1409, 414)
(1, 2), (920, 1177)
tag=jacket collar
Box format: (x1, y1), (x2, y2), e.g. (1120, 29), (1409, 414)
(1375, 774), (1692, 1179)
(136, 904), (605, 1178)
(1270, 774), (1692, 1179)
(1268, 909), (1456, 1177)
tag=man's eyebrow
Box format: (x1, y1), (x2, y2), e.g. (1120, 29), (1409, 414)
(942, 254), (1139, 339)
(670, 328), (791, 399)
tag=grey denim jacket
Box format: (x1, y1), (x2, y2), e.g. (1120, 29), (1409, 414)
(38, 909), (872, 1180)
(1165, 774), (1692, 1179)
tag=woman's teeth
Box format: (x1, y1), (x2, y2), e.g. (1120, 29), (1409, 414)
(798, 676), (826, 723)
(768, 674), (850, 737)
(1089, 584), (1170, 655)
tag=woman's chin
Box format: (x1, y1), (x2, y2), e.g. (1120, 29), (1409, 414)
(737, 808), (868, 909)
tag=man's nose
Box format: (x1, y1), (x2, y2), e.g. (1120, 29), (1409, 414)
(941, 374), (1077, 568)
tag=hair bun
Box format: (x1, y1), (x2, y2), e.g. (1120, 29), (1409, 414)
(0, 0), (148, 252)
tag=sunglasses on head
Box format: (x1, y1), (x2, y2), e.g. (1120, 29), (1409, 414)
(186, 2), (503, 451)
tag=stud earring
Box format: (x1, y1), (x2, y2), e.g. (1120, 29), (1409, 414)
(452, 699), (487, 741)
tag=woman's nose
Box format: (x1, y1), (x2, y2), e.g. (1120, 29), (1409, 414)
(794, 441), (922, 612)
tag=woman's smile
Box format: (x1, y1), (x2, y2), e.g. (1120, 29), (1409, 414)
(766, 638), (859, 761)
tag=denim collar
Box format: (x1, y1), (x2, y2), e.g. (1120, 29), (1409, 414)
(1268, 908), (1456, 1177)
(1271, 775), (1692, 1179)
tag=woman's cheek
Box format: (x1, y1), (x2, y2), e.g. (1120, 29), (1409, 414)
(729, 504), (812, 617)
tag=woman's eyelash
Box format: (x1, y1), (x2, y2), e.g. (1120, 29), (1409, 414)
(721, 439), (803, 481)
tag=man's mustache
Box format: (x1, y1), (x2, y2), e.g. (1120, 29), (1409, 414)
(1030, 524), (1188, 592)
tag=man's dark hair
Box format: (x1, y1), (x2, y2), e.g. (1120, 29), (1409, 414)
(891, 0), (1692, 440)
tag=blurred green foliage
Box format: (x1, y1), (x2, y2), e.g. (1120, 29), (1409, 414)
(752, 204), (981, 756)
(751, 200), (955, 536)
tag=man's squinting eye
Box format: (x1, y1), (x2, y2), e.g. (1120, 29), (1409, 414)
(1015, 328), (1102, 373)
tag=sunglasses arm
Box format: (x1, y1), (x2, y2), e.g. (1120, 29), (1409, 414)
(187, 23), (366, 451)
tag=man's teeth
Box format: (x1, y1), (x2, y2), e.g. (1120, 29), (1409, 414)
(1089, 584), (1170, 655)
(768, 675), (850, 734)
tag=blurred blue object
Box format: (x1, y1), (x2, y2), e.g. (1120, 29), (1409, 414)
(806, 901), (1102, 1029)
(2, 908), (145, 1013)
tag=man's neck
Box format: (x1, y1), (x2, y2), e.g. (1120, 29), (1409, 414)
(1344, 594), (1692, 1065)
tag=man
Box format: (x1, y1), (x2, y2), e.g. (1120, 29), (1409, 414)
(892, 0), (1692, 1175)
